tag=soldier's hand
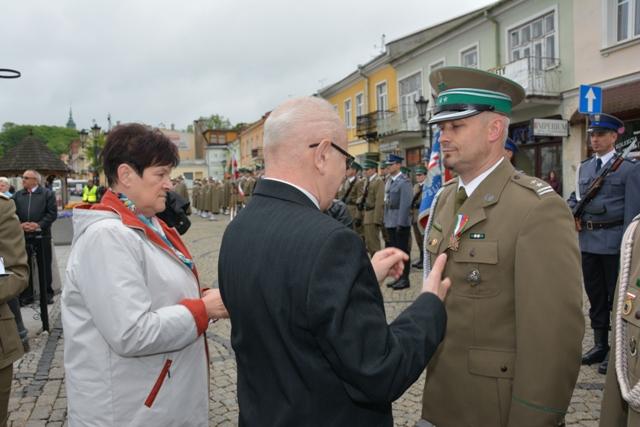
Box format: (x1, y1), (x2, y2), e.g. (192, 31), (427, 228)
(371, 248), (409, 283)
(421, 253), (451, 302)
(202, 289), (229, 319)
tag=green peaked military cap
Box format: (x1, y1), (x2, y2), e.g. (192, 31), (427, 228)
(400, 166), (411, 174)
(415, 165), (427, 174)
(350, 161), (362, 171)
(362, 159), (379, 169)
(428, 66), (525, 125)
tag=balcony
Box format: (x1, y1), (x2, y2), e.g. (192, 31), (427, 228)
(356, 108), (421, 141)
(356, 111), (383, 141)
(489, 56), (561, 99)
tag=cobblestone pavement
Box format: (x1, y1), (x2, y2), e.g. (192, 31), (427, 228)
(9, 213), (604, 426)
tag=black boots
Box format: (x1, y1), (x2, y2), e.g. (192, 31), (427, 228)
(598, 353), (609, 375)
(412, 251), (424, 270)
(582, 329), (609, 366)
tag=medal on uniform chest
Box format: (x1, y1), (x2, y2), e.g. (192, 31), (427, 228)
(623, 292), (637, 316)
(448, 214), (469, 252)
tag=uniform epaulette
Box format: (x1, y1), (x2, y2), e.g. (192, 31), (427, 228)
(580, 157), (592, 164)
(511, 173), (556, 198)
(624, 156), (637, 163)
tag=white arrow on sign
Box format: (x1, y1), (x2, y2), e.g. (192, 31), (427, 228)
(585, 88), (596, 112)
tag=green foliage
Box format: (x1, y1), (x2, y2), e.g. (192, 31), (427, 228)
(198, 114), (232, 130)
(0, 123), (79, 157)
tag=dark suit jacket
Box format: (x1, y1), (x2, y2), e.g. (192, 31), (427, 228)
(219, 179), (447, 426)
(12, 185), (57, 236)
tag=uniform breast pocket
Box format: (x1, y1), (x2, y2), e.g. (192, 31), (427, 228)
(451, 240), (499, 298)
(602, 176), (625, 196)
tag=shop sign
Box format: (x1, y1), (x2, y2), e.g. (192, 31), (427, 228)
(379, 141), (399, 152)
(532, 119), (569, 137)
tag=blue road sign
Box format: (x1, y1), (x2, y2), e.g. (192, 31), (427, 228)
(579, 85), (602, 114)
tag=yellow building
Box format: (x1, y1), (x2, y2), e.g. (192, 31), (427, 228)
(239, 112), (270, 169)
(317, 55), (399, 162)
(159, 129), (207, 184)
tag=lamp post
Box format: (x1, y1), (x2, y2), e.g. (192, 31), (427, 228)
(91, 124), (101, 182)
(415, 95), (431, 162)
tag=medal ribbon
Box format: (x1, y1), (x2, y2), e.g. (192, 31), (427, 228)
(452, 214), (469, 239)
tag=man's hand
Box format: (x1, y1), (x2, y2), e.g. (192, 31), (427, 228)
(371, 248), (409, 283)
(202, 289), (229, 319)
(21, 222), (39, 232)
(421, 253), (451, 301)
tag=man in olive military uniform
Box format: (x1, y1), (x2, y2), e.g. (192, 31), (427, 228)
(568, 113), (640, 375)
(420, 67), (584, 427)
(412, 165), (427, 269)
(600, 213), (640, 426)
(0, 193), (29, 425)
(337, 161), (363, 233)
(361, 160), (385, 256)
(384, 154), (413, 290)
(240, 168), (256, 207)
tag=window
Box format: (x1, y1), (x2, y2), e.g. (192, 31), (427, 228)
(344, 99), (352, 128)
(376, 82), (388, 112)
(508, 11), (557, 69)
(398, 72), (422, 121)
(615, 0), (640, 41)
(355, 93), (364, 118)
(460, 45), (479, 68)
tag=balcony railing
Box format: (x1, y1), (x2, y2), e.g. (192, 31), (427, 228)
(489, 56), (561, 98)
(356, 108), (421, 140)
(356, 111), (383, 140)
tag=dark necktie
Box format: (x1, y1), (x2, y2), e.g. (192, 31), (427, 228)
(455, 187), (468, 213)
(596, 158), (602, 172)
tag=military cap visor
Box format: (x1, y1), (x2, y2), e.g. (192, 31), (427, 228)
(587, 113), (625, 134)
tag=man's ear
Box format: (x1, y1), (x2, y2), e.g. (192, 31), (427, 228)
(312, 139), (332, 175)
(487, 116), (506, 145)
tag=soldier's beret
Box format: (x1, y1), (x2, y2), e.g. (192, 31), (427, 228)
(504, 138), (518, 153)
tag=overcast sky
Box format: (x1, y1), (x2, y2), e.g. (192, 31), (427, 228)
(0, 0), (494, 131)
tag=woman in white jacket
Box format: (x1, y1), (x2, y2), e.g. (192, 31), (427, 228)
(62, 124), (227, 427)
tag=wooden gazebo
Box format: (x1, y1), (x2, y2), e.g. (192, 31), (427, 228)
(0, 134), (73, 203)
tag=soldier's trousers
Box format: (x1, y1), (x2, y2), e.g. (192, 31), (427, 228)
(364, 224), (381, 256)
(387, 226), (411, 281)
(582, 252), (620, 330)
(412, 222), (423, 255)
(0, 364), (11, 427)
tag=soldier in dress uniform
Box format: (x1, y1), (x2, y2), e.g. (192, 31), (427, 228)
(568, 113), (640, 374)
(337, 161), (363, 233)
(360, 160), (385, 256)
(241, 168), (256, 207)
(411, 165), (427, 270)
(420, 66), (584, 427)
(600, 213), (640, 426)
(174, 176), (189, 203)
(384, 155), (413, 290)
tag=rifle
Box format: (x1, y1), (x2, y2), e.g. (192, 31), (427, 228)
(573, 136), (638, 231)
(340, 178), (356, 203)
(357, 179), (370, 211)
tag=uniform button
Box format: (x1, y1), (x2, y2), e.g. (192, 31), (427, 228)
(514, 175), (520, 180)
(469, 248), (476, 257)
(635, 310), (640, 320)
(631, 337), (637, 356)
(500, 365), (508, 372)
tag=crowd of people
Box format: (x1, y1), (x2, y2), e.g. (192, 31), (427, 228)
(1, 65), (640, 427)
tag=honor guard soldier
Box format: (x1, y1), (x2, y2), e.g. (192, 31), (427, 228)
(337, 161), (363, 233)
(411, 165), (427, 269)
(420, 66), (584, 427)
(384, 155), (413, 290)
(568, 113), (640, 374)
(600, 214), (640, 426)
(360, 160), (385, 255)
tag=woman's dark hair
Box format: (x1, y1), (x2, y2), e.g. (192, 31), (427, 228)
(101, 123), (179, 186)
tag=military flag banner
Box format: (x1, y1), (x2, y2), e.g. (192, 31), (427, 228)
(418, 129), (444, 230)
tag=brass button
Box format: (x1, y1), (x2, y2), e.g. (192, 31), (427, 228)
(635, 310), (640, 320)
(500, 365), (508, 373)
(631, 337), (637, 356)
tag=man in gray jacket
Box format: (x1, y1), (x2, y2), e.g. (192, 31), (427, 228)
(384, 154), (413, 290)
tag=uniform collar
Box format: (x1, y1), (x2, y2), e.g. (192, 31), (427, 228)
(458, 157), (504, 197)
(595, 149), (616, 166)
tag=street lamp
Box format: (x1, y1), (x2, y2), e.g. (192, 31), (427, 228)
(415, 95), (430, 139)
(78, 129), (88, 147)
(91, 124), (101, 181)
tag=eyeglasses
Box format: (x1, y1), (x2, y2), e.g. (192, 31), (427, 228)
(308, 141), (355, 170)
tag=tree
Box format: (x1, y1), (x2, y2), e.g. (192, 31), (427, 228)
(198, 114), (232, 130)
(0, 123), (78, 157)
